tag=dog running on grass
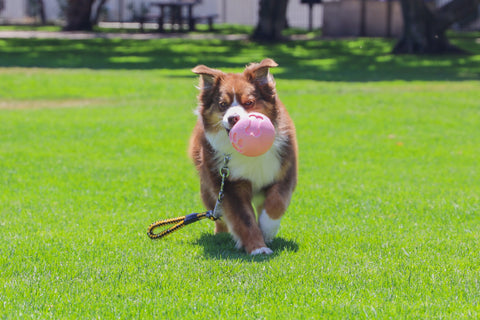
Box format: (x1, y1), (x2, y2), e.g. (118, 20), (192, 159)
(189, 58), (298, 255)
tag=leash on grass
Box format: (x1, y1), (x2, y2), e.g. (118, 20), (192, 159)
(147, 154), (231, 240)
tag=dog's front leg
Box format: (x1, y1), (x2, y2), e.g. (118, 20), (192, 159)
(222, 180), (272, 255)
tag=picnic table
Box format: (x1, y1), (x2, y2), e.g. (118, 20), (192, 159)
(149, 0), (217, 32)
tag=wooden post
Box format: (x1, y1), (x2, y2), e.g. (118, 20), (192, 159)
(360, 0), (366, 36)
(308, 3), (313, 31)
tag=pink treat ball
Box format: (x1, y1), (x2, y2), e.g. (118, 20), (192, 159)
(229, 112), (275, 157)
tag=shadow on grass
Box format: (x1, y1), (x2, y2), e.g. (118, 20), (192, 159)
(192, 232), (298, 261)
(0, 34), (478, 81)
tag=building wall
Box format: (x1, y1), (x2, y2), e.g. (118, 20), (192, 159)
(0, 0), (61, 23)
(218, 0), (324, 29)
(105, 0), (324, 29)
(365, 0), (402, 37)
(323, 0), (403, 37)
(0, 0), (324, 30)
(0, 0), (26, 21)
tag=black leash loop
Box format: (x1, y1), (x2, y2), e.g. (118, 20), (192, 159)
(147, 210), (218, 240)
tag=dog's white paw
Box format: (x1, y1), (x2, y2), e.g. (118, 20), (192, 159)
(250, 247), (273, 255)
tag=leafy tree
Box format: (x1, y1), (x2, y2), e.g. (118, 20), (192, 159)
(394, 0), (480, 54)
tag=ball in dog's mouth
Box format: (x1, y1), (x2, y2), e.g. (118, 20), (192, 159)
(228, 112), (275, 157)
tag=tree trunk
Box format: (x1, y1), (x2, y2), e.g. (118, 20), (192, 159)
(393, 0), (480, 54)
(63, 0), (96, 31)
(36, 0), (47, 25)
(91, 0), (108, 25)
(251, 0), (289, 42)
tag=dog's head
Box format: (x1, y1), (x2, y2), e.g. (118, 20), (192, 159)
(192, 59), (279, 137)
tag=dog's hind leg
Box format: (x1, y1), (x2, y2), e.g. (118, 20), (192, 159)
(258, 209), (282, 243)
(260, 165), (296, 242)
(253, 193), (281, 243)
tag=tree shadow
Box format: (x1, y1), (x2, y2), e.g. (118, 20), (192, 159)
(192, 232), (298, 261)
(0, 35), (478, 82)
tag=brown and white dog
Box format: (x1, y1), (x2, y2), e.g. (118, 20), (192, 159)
(189, 59), (297, 255)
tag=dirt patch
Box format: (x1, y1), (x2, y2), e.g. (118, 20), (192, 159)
(0, 99), (109, 110)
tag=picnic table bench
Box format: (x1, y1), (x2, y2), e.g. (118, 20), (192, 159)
(145, 1), (218, 32)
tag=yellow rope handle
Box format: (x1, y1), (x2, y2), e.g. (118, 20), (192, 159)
(147, 154), (230, 240)
(147, 211), (216, 240)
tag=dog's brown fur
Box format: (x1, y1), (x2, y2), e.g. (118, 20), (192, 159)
(189, 59), (297, 255)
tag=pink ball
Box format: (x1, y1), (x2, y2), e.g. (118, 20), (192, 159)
(229, 112), (275, 157)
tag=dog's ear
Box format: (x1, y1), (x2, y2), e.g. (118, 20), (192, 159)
(244, 58), (278, 85)
(192, 65), (224, 89)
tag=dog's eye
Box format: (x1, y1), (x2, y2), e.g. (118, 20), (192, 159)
(244, 100), (255, 108)
(219, 101), (228, 110)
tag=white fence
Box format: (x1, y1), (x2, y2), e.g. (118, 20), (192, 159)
(0, 0), (324, 30)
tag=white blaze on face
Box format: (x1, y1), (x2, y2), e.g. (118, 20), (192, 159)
(231, 89), (240, 107)
(222, 106), (247, 130)
(222, 87), (247, 130)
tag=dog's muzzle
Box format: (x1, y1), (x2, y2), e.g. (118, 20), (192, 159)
(222, 106), (246, 134)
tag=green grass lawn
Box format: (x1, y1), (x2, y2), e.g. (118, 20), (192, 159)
(0, 34), (479, 319)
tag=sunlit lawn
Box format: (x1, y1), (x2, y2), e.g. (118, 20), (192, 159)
(0, 33), (479, 318)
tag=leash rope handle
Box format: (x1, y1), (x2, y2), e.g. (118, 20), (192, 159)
(147, 154), (231, 240)
(147, 211), (217, 240)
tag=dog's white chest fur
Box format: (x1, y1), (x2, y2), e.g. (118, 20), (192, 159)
(228, 148), (281, 191)
(206, 131), (283, 191)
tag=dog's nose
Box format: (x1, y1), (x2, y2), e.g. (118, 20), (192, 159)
(228, 114), (240, 127)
